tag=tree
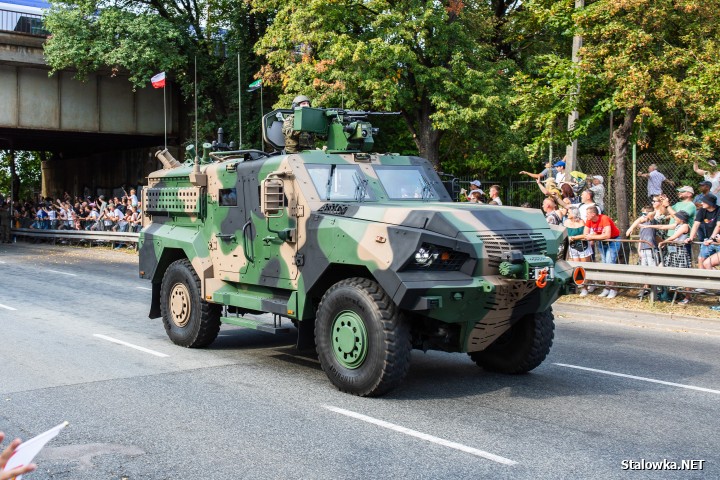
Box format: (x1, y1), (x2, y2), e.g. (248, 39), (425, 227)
(513, 0), (720, 232)
(44, 0), (271, 147)
(252, 0), (515, 170)
(0, 151), (42, 201)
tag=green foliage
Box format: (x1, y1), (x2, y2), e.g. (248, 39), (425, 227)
(513, 0), (720, 164)
(0, 151), (42, 200)
(252, 0), (522, 168)
(44, 2), (187, 88)
(44, 0), (271, 148)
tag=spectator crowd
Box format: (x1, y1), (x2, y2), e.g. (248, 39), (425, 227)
(2, 189), (142, 235)
(465, 156), (720, 305)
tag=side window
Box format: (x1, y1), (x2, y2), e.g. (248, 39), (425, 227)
(219, 188), (238, 206)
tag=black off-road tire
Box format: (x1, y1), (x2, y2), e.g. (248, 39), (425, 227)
(160, 259), (221, 348)
(315, 278), (411, 397)
(469, 308), (555, 374)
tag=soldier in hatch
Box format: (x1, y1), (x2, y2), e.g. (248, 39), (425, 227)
(282, 95), (316, 153)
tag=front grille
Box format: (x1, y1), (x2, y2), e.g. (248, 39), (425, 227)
(478, 233), (547, 267)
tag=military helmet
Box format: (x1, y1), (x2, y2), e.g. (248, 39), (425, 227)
(292, 95), (312, 108)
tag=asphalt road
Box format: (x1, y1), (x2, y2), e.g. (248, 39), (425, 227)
(1, 243), (718, 479)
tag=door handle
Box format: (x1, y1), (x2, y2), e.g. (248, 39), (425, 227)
(242, 220), (254, 263)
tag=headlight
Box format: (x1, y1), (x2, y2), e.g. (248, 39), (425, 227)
(406, 244), (468, 271)
(414, 247), (435, 265)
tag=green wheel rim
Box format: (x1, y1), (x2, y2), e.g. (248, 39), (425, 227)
(331, 310), (368, 369)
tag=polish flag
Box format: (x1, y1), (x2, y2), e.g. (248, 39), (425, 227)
(151, 72), (166, 88)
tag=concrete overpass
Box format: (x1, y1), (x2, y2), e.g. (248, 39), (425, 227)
(0, 26), (185, 197)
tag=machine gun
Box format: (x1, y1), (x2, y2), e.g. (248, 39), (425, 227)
(262, 108), (400, 153)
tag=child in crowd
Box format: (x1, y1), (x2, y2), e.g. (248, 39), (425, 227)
(565, 206), (593, 296)
(633, 206), (661, 298)
(642, 210), (693, 304)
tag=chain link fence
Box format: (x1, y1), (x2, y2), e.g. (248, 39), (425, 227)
(577, 152), (698, 221)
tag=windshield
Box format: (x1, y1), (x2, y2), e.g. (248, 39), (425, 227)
(306, 164), (373, 201)
(374, 165), (439, 200)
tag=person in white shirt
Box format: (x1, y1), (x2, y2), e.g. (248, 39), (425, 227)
(487, 185), (503, 205)
(113, 205), (126, 231)
(85, 206), (100, 230)
(577, 190), (600, 221)
(554, 159), (571, 186)
(46, 205), (57, 229)
(693, 159), (720, 195)
(129, 189), (139, 207)
(589, 175), (605, 212)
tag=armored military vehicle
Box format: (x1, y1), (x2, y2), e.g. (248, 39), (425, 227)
(139, 107), (583, 396)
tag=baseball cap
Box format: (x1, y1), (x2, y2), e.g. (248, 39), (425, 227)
(554, 161), (566, 168)
(676, 186), (694, 194)
(470, 180), (482, 188)
(709, 159), (717, 167)
(701, 193), (717, 207)
(699, 180), (712, 188)
(592, 175), (603, 184)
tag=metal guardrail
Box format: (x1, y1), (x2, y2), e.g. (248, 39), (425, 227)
(568, 261), (720, 290)
(6, 227), (718, 293)
(0, 8), (47, 36)
(11, 228), (139, 245)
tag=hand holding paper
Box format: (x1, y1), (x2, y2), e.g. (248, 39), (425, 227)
(1, 422), (68, 479)
(0, 434), (36, 480)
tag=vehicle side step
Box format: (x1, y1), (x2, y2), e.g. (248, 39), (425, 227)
(220, 316), (290, 334)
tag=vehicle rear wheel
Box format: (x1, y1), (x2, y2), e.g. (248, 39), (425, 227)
(315, 278), (411, 397)
(160, 259), (221, 347)
(469, 308), (554, 374)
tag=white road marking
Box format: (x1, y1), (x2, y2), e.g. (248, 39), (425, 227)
(135, 287), (152, 291)
(47, 269), (77, 276)
(0, 303), (17, 311)
(554, 363), (720, 395)
(93, 334), (169, 358)
(322, 405), (517, 465)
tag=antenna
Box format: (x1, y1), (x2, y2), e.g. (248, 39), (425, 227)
(195, 55), (198, 164)
(238, 53), (242, 148)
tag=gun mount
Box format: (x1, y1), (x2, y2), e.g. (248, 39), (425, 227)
(262, 108), (400, 153)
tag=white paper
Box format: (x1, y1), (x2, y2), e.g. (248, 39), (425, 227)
(2, 422), (68, 478)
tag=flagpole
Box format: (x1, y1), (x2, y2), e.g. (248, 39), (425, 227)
(237, 53), (242, 148)
(163, 82), (167, 149)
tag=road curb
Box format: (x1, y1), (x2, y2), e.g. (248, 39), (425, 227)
(553, 303), (720, 336)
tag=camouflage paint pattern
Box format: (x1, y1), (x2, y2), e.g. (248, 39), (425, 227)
(140, 149), (574, 353)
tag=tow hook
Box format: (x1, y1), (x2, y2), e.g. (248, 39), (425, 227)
(535, 267), (549, 288)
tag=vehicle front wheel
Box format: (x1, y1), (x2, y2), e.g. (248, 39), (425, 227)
(469, 308), (554, 374)
(315, 278), (411, 397)
(160, 259), (221, 347)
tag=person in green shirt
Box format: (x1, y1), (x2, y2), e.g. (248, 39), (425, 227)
(654, 186), (696, 237)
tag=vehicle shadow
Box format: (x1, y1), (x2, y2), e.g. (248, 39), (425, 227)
(206, 324), (716, 402)
(209, 326), (299, 351)
(385, 345), (716, 401)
